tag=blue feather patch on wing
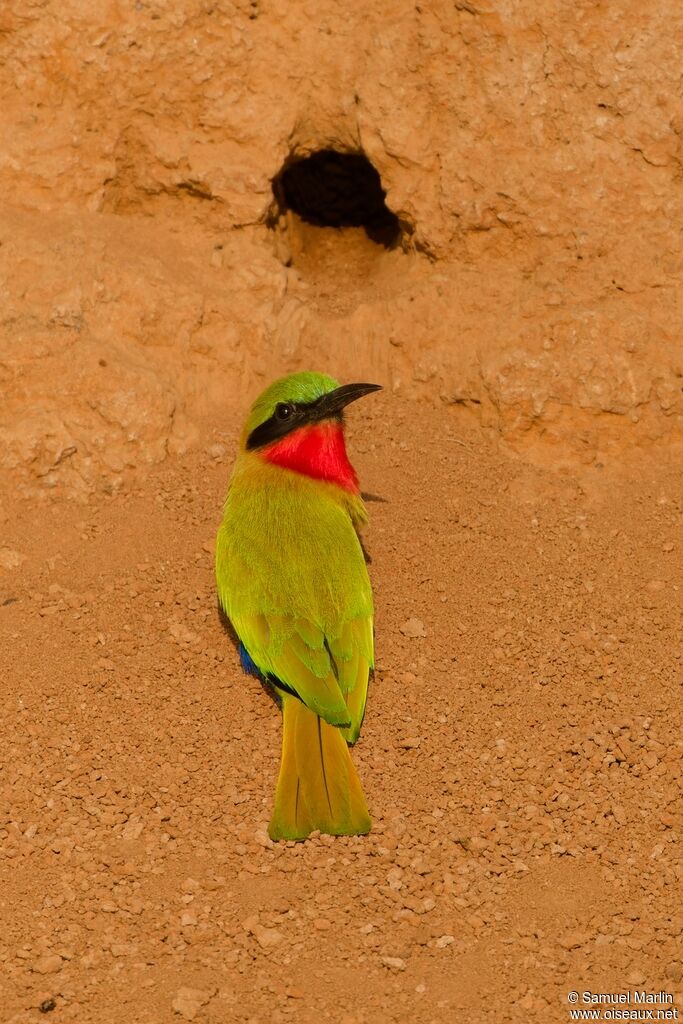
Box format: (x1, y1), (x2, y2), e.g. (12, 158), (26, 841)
(239, 643), (262, 679)
(237, 642), (297, 703)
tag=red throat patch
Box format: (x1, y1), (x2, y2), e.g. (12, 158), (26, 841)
(262, 422), (359, 493)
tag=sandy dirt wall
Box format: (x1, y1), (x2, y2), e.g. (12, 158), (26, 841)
(1, 0), (682, 497)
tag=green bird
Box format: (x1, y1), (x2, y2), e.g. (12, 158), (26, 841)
(215, 371), (381, 841)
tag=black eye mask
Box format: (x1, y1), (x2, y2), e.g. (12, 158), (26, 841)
(246, 383), (381, 451)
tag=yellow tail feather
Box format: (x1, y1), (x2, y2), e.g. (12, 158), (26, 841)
(268, 695), (371, 841)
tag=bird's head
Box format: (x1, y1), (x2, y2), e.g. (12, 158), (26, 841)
(242, 371), (381, 493)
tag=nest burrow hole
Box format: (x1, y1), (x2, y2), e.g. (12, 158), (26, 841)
(271, 149), (404, 250)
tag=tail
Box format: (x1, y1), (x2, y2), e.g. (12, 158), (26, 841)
(268, 694), (371, 842)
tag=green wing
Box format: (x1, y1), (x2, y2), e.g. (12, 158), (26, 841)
(327, 616), (374, 744)
(230, 610), (373, 738)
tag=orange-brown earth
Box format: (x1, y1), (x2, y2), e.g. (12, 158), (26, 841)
(2, 411), (682, 1023)
(1, 1), (682, 1022)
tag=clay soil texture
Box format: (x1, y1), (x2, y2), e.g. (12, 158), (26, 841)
(1, 2), (683, 1023)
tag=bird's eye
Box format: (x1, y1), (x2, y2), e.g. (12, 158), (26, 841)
(275, 403), (294, 421)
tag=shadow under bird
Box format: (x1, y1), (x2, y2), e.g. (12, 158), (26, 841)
(215, 371), (381, 841)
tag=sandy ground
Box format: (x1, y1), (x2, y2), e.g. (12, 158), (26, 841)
(1, 399), (681, 1023)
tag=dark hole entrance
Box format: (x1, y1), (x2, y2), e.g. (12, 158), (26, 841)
(272, 149), (402, 248)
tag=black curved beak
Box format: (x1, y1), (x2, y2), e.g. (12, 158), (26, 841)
(315, 382), (382, 418)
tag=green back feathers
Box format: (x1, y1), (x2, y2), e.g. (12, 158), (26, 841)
(217, 464), (372, 631)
